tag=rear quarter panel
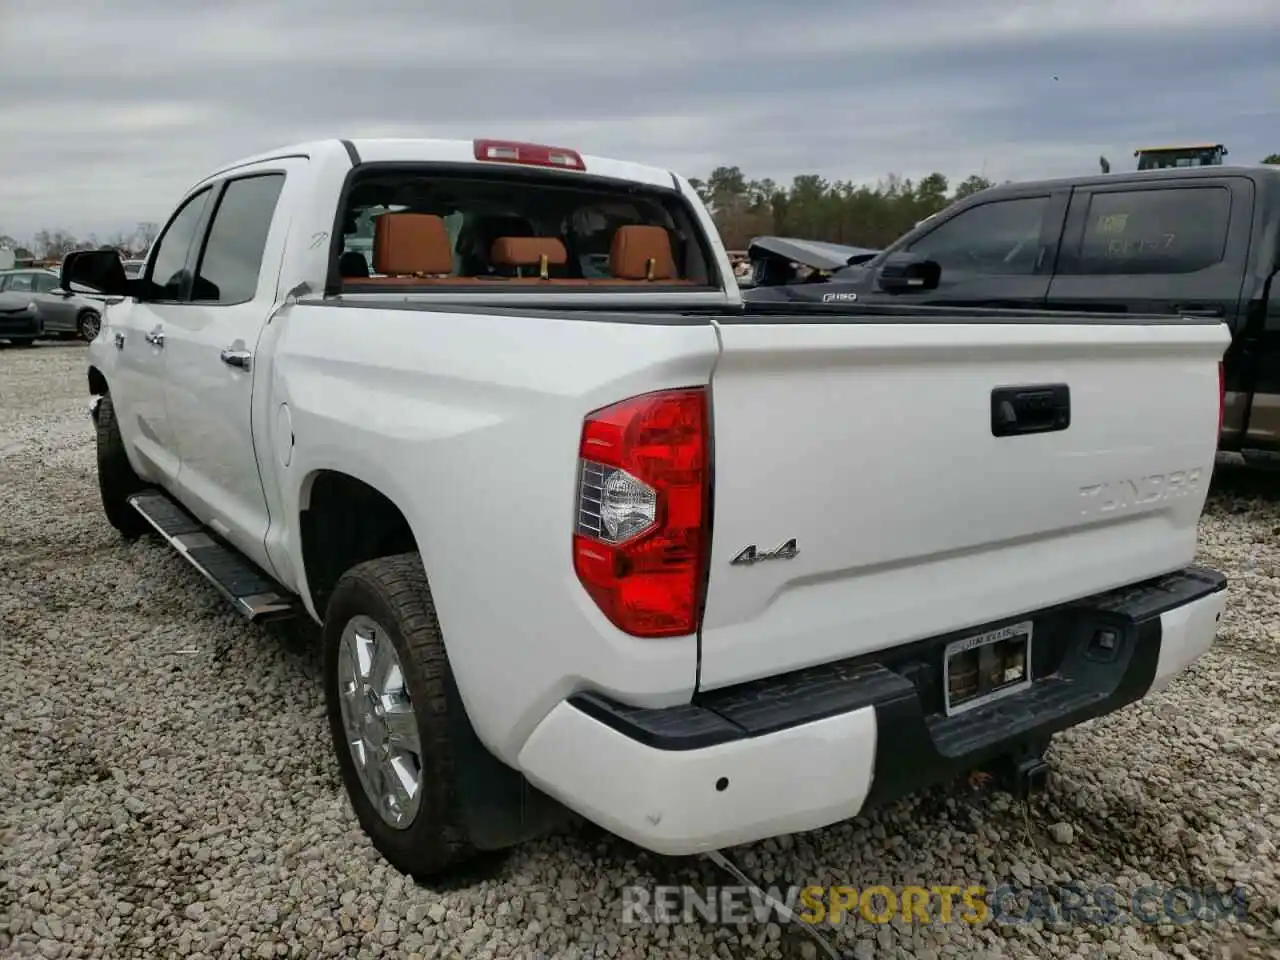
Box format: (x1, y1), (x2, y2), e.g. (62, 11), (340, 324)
(267, 302), (720, 762)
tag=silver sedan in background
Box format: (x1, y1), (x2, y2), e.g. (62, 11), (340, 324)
(0, 267), (104, 340)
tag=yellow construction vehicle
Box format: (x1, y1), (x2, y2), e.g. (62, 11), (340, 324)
(1134, 144), (1227, 170)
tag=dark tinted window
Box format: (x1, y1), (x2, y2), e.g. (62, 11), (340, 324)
(907, 197), (1048, 275)
(1072, 187), (1230, 275)
(148, 188), (212, 300)
(193, 174), (286, 304)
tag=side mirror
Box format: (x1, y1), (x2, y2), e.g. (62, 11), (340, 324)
(61, 250), (131, 298)
(877, 253), (941, 293)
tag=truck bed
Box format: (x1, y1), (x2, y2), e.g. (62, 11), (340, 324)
(296, 294), (1226, 694)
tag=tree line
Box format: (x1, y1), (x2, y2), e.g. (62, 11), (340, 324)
(5, 155), (1279, 262)
(688, 167), (998, 250)
(0, 222), (158, 264)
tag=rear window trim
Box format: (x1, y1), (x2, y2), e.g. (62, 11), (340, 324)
(338, 280), (720, 296)
(324, 160), (723, 296)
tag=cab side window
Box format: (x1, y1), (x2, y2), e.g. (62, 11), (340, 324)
(146, 188), (213, 301)
(907, 197), (1049, 275)
(1068, 187), (1230, 276)
(192, 174), (286, 304)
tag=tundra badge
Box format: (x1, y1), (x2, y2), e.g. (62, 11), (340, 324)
(731, 538), (799, 566)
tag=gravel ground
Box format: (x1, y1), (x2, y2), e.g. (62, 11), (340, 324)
(1, 342), (1277, 960)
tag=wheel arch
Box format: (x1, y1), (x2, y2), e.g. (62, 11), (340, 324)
(298, 468), (419, 620)
(302, 468), (569, 850)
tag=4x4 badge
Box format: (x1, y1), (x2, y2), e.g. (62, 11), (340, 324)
(731, 538), (799, 566)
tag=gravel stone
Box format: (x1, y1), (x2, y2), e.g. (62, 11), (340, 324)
(1, 344), (1277, 959)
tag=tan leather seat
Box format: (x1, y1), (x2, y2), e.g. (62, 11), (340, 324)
(610, 225), (681, 281)
(490, 237), (569, 279)
(351, 214), (701, 287)
(372, 212), (454, 277)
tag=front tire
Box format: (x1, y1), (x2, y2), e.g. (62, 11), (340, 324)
(95, 394), (148, 539)
(323, 554), (477, 879)
(78, 310), (101, 342)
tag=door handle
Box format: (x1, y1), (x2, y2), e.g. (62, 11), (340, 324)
(1171, 303), (1223, 317)
(145, 327), (164, 348)
(992, 384), (1071, 437)
(114, 331), (125, 350)
(220, 348), (252, 371)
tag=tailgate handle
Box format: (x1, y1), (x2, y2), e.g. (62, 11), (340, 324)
(991, 384), (1070, 437)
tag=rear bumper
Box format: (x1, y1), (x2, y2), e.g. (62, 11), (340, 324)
(517, 566), (1226, 855)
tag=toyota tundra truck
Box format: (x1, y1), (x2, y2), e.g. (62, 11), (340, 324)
(62, 136), (1230, 880)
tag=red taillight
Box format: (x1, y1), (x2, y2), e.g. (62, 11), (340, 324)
(573, 387), (710, 638)
(473, 139), (585, 171)
(1218, 360), (1225, 434)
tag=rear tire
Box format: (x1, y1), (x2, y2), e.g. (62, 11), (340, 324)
(78, 310), (101, 342)
(323, 553), (478, 879)
(95, 394), (148, 539)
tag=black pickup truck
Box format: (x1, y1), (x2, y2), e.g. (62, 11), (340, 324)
(746, 165), (1280, 455)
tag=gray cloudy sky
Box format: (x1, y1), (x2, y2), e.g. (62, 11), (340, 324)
(2, 0), (1277, 241)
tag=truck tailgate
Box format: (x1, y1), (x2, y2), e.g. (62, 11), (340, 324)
(698, 314), (1229, 691)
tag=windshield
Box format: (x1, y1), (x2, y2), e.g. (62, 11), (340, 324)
(335, 169), (715, 291)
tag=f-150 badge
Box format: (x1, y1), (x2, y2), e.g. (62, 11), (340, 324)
(731, 538), (799, 566)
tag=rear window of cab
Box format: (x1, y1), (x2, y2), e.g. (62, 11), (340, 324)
(333, 166), (716, 292)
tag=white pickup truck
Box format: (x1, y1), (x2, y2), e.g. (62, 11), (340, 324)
(64, 137), (1230, 880)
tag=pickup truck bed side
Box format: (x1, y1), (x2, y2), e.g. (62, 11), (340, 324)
(70, 138), (1229, 878)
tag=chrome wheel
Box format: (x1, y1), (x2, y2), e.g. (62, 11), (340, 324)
(79, 311), (101, 342)
(336, 615), (423, 828)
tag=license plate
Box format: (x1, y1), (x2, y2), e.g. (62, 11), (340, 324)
(943, 620), (1033, 716)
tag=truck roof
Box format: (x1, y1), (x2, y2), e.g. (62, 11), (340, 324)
(972, 163), (1280, 196)
(200, 138), (680, 191)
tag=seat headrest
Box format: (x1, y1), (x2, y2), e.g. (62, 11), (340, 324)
(373, 213), (453, 277)
(490, 237), (568, 272)
(610, 225), (679, 281)
(338, 250), (369, 278)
